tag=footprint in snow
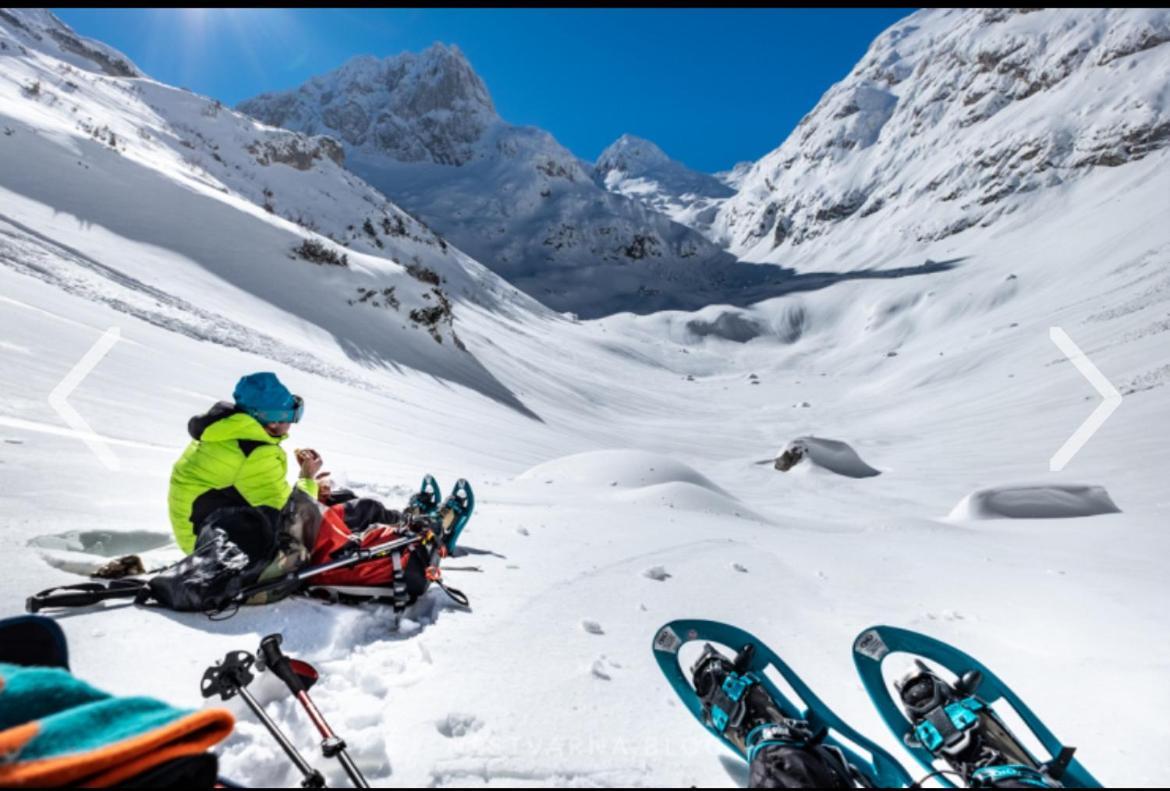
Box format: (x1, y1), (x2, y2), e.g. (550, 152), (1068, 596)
(732, 563), (749, 573)
(643, 566), (671, 582)
(581, 619), (604, 635)
(925, 610), (966, 622)
(516, 527), (529, 536)
(591, 655), (622, 681)
(436, 713), (483, 739)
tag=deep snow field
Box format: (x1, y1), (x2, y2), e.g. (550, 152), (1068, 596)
(2, 8), (1169, 787)
(2, 150), (1168, 786)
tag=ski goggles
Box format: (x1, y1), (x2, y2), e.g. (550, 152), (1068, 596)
(250, 395), (304, 425)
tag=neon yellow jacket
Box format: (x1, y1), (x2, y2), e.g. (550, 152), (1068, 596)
(168, 402), (318, 554)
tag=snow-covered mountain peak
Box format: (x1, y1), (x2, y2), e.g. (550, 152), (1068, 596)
(239, 42), (496, 167)
(716, 7), (1170, 262)
(592, 133), (734, 243)
(0, 7), (140, 77)
(239, 46), (752, 316)
(595, 133), (673, 176)
(319, 42), (494, 119)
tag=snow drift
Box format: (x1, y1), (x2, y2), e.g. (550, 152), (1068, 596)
(775, 437), (882, 478)
(517, 449), (767, 521)
(518, 449), (728, 494)
(948, 484), (1122, 520)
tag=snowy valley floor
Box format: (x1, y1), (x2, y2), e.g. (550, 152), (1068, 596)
(2, 159), (1169, 787)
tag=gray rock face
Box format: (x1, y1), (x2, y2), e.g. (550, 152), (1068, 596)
(717, 8), (1170, 257)
(239, 44), (749, 317)
(240, 44), (496, 167)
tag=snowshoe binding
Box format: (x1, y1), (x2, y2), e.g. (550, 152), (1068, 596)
(690, 643), (858, 788)
(405, 474), (442, 519)
(896, 661), (1066, 788)
(853, 625), (1099, 788)
(434, 478), (474, 554)
(652, 620), (912, 788)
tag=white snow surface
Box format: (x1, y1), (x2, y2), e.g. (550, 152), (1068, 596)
(1, 8), (1169, 789)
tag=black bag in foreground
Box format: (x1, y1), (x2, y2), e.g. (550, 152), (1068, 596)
(148, 505), (280, 611)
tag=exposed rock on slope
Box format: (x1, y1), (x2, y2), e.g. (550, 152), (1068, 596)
(716, 8), (1170, 260)
(238, 45), (746, 316)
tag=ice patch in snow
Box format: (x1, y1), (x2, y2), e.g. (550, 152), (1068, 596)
(28, 529), (174, 557)
(28, 529), (180, 577)
(775, 436), (882, 478)
(948, 484), (1122, 520)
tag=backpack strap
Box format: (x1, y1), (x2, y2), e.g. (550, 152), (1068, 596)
(26, 579), (151, 613)
(390, 550), (409, 612)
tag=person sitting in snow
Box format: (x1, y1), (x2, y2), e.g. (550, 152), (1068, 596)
(167, 371), (404, 556)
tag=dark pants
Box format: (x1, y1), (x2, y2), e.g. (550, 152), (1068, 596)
(340, 498), (402, 533)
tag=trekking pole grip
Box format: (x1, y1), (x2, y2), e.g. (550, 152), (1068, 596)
(259, 633), (306, 693)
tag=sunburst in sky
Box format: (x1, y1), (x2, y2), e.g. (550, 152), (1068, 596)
(131, 8), (302, 90)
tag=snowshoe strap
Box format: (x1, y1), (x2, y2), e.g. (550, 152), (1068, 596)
(25, 579), (150, 613)
(970, 764), (1055, 789)
(910, 769), (969, 788)
(390, 550), (409, 612)
(745, 720), (820, 761)
(704, 670), (756, 734)
(434, 578), (469, 608)
(914, 696), (984, 754)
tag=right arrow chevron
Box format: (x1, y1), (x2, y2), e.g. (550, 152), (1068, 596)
(1049, 327), (1123, 472)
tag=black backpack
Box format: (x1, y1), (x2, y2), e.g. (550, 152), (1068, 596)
(148, 506), (279, 612)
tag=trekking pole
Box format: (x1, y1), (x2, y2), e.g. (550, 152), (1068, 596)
(258, 634), (370, 788)
(201, 650), (327, 788)
(235, 533), (424, 603)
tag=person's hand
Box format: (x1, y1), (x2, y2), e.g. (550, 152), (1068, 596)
(315, 473), (333, 501)
(296, 448), (323, 479)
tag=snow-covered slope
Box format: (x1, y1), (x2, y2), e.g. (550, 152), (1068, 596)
(716, 8), (1170, 266)
(237, 45), (753, 317)
(594, 133), (734, 240)
(0, 7), (139, 77)
(2, 8), (1169, 790)
(0, 8), (569, 415)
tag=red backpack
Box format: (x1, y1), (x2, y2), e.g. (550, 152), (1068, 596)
(305, 504), (460, 610)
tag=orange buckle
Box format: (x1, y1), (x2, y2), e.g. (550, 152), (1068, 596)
(425, 566), (442, 582)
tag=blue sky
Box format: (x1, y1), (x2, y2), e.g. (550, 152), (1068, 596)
(53, 8), (913, 173)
